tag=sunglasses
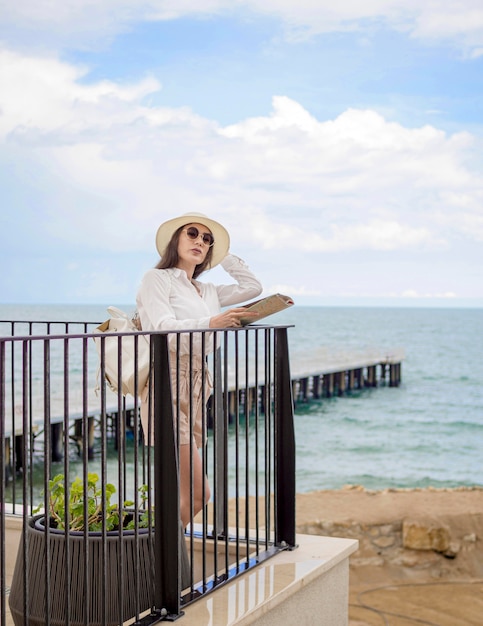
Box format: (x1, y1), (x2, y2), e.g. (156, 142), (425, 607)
(183, 226), (215, 247)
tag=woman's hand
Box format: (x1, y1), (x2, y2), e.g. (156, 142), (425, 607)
(209, 308), (257, 328)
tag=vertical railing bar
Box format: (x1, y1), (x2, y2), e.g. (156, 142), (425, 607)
(8, 335), (16, 511)
(21, 340), (30, 624)
(28, 323), (34, 509)
(116, 333), (126, 626)
(211, 332), (221, 580)
(201, 331), (208, 590)
(175, 332), (184, 599)
(146, 337), (155, 609)
(133, 333), (141, 620)
(153, 332), (182, 619)
(213, 332), (225, 543)
(141, 386), (148, 487)
(222, 331), (230, 574)
(63, 337), (72, 626)
(244, 329), (250, 564)
(116, 334), (124, 491)
(175, 333), (186, 596)
(272, 329), (279, 546)
(100, 335), (109, 626)
(269, 329), (276, 547)
(264, 329), (272, 549)
(234, 330), (240, 567)
(175, 333), (181, 443)
(43, 338), (52, 625)
(188, 332), (195, 591)
(123, 395), (128, 501)
(81, 335), (90, 626)
(273, 328), (296, 548)
(21, 341), (30, 615)
(146, 340), (154, 492)
(254, 328), (260, 554)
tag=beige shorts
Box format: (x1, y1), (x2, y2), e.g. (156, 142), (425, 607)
(140, 354), (212, 448)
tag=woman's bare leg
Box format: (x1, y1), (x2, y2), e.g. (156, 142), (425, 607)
(178, 444), (210, 528)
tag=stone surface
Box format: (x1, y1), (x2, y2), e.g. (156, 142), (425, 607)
(372, 535), (396, 549)
(402, 519), (451, 552)
(292, 487), (483, 625)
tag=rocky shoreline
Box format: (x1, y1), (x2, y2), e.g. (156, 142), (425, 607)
(294, 485), (483, 624)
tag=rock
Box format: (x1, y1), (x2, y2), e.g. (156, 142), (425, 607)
(350, 556), (385, 567)
(373, 535), (396, 549)
(443, 542), (460, 559)
(394, 546), (442, 567)
(402, 519), (451, 553)
(379, 524), (397, 536)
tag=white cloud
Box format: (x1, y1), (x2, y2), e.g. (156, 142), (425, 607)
(399, 290), (457, 299)
(267, 284), (321, 297)
(2, 0), (483, 53)
(252, 215), (439, 252)
(1, 49), (483, 261)
(0, 49), (160, 140)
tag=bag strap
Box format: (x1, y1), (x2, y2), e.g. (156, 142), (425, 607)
(94, 306), (130, 397)
(107, 306), (131, 321)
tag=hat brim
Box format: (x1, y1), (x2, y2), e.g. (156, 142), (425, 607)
(155, 212), (230, 268)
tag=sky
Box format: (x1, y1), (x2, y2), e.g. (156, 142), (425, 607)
(1, 1), (483, 308)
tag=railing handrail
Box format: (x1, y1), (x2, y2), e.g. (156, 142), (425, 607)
(0, 323), (294, 342)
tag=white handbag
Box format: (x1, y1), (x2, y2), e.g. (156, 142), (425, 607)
(94, 306), (151, 396)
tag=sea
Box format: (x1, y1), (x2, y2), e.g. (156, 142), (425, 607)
(1, 303), (482, 494)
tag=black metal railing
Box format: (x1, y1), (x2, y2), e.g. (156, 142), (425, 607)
(1, 319), (296, 625)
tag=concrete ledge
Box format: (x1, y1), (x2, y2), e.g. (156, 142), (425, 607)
(178, 534), (358, 625)
(5, 517), (357, 626)
(4, 515), (23, 591)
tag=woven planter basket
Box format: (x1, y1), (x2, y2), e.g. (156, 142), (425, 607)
(9, 514), (155, 626)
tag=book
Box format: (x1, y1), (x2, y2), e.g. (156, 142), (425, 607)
(240, 293), (294, 326)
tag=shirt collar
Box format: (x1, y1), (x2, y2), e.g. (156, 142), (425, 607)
(170, 267), (196, 283)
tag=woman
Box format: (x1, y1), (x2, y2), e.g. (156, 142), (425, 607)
(136, 212), (262, 527)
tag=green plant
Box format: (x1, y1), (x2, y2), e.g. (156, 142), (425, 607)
(34, 473), (152, 532)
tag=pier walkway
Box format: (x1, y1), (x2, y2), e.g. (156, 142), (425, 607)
(3, 348), (403, 478)
(290, 348), (404, 402)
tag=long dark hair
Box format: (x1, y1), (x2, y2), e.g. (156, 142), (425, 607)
(155, 225), (214, 279)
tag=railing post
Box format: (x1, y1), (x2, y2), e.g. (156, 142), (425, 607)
(213, 346), (226, 533)
(273, 327), (297, 548)
(152, 333), (184, 619)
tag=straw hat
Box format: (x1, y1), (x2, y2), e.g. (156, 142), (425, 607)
(155, 212), (230, 268)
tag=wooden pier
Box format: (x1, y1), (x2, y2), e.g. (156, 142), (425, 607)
(3, 349), (403, 478)
(225, 349), (404, 418)
(289, 349), (403, 403)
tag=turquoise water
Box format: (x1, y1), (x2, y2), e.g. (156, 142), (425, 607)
(1, 303), (482, 493)
(284, 306), (483, 491)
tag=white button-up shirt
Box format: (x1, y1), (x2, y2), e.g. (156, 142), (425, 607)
(136, 254), (262, 334)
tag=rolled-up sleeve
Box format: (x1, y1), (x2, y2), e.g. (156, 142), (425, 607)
(216, 254), (263, 306)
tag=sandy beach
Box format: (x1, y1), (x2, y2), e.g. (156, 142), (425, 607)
(219, 485), (483, 623)
(5, 486), (483, 625)
(294, 486), (483, 625)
